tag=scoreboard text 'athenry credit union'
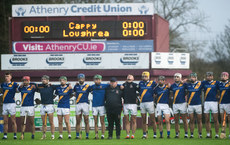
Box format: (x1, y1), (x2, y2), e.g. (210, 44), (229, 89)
(29, 5), (132, 14)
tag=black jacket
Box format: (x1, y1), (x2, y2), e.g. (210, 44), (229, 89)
(122, 82), (138, 104)
(105, 85), (123, 114)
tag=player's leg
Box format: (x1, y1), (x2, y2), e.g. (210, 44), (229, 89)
(41, 115), (47, 139)
(64, 114), (71, 139)
(100, 115), (105, 139)
(123, 105), (130, 138)
(28, 116), (35, 139)
(3, 115), (9, 139)
(213, 113), (219, 138)
(174, 113), (180, 138)
(164, 113), (171, 138)
(92, 107), (98, 138)
(83, 103), (90, 139)
(93, 115), (99, 139)
(58, 115), (63, 139)
(75, 114), (82, 139)
(196, 105), (203, 138)
(48, 113), (55, 139)
(204, 113), (211, 137)
(130, 104), (138, 139)
(149, 113), (157, 138)
(181, 113), (188, 138)
(141, 113), (147, 138)
(131, 115), (137, 138)
(10, 114), (17, 139)
(157, 115), (163, 138)
(83, 115), (90, 139)
(189, 113), (195, 138)
(124, 115), (130, 138)
(197, 113), (203, 138)
(20, 116), (25, 139)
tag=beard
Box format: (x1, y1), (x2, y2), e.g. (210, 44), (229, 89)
(79, 81), (84, 85)
(61, 83), (65, 86)
(221, 79), (227, 82)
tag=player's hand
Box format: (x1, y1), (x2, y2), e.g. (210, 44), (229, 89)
(35, 98), (41, 104)
(181, 78), (188, 84)
(19, 83), (24, 88)
(68, 83), (72, 89)
(120, 85), (124, 90)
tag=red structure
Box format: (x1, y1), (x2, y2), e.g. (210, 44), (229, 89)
(4, 14), (191, 82)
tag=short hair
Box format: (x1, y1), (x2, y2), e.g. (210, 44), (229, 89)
(5, 72), (12, 76)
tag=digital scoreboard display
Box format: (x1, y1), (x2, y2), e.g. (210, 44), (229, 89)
(22, 21), (146, 39)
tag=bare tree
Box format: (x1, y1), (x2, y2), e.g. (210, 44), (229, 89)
(208, 20), (230, 73)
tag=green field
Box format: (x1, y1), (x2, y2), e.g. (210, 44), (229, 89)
(0, 125), (229, 145)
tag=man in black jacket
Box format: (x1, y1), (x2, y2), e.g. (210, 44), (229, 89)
(105, 77), (123, 139)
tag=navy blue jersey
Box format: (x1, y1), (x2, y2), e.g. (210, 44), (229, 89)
(154, 84), (170, 104)
(139, 80), (157, 103)
(74, 83), (90, 104)
(55, 85), (73, 108)
(185, 81), (203, 105)
(1, 82), (18, 103)
(170, 83), (186, 104)
(90, 83), (109, 107)
(218, 81), (230, 104)
(202, 80), (219, 102)
(37, 84), (57, 105)
(18, 85), (36, 106)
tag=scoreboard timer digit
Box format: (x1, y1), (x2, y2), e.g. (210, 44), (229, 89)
(22, 21), (146, 39)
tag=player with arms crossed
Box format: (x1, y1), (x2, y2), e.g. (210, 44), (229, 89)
(55, 76), (73, 139)
(74, 74), (90, 139)
(18, 76), (36, 140)
(138, 71), (157, 139)
(170, 73), (188, 138)
(1, 72), (19, 139)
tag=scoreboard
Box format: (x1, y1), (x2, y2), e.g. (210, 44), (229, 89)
(22, 21), (146, 39)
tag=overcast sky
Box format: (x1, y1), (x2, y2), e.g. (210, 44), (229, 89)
(186, 0), (230, 44)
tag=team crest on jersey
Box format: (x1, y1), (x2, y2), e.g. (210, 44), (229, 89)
(130, 84), (133, 88)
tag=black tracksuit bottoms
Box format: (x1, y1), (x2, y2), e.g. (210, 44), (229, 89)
(107, 112), (121, 137)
